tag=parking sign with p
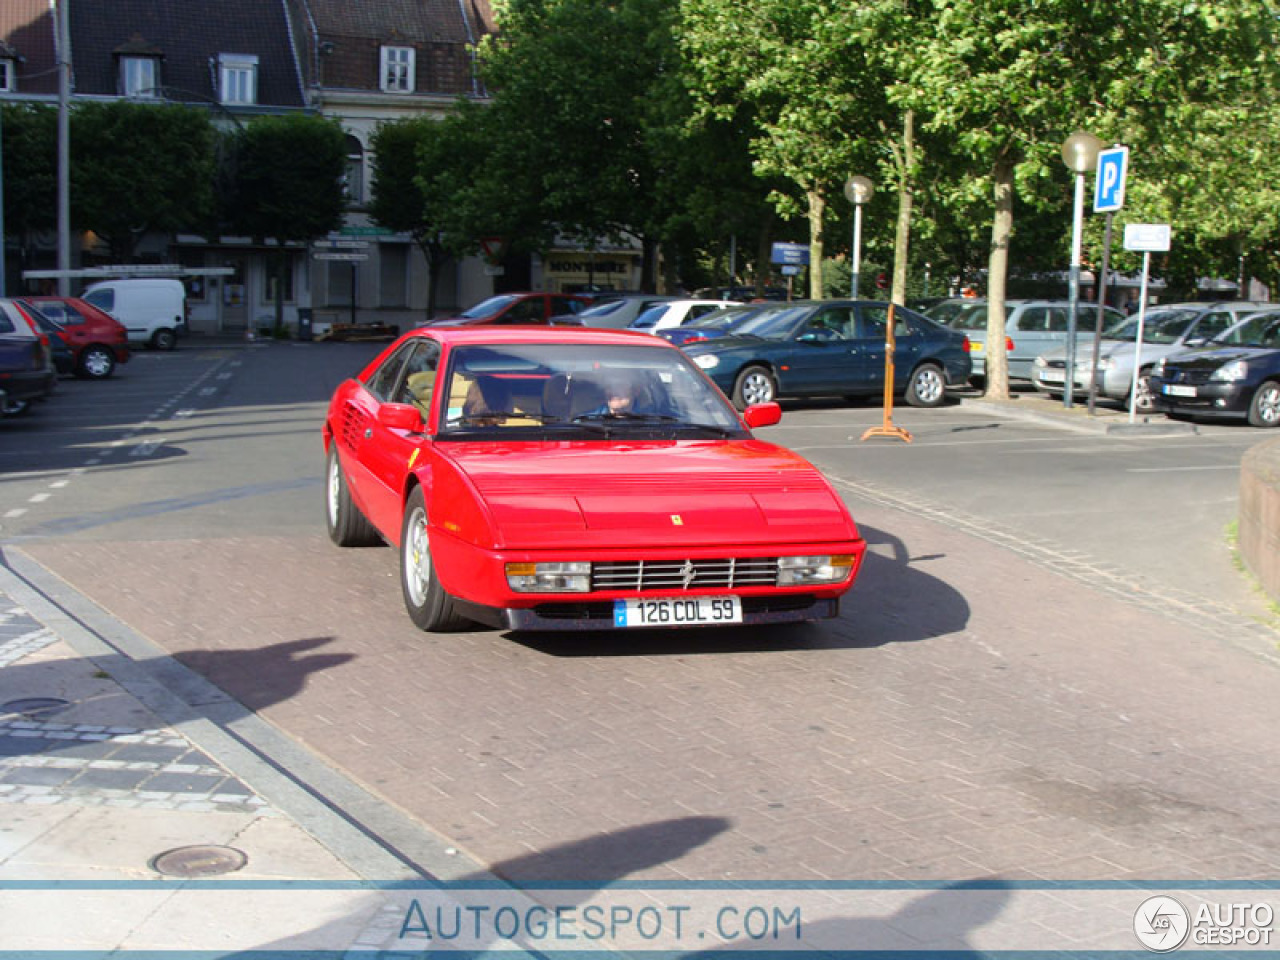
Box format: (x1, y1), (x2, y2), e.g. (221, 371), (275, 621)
(1094, 145), (1129, 213)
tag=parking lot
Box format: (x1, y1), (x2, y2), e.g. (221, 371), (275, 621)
(3, 339), (1279, 885)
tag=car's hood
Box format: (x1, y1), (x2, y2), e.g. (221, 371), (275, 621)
(1163, 346), (1271, 371)
(442, 440), (856, 549)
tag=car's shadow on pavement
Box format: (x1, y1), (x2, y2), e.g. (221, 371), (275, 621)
(510, 523), (969, 657)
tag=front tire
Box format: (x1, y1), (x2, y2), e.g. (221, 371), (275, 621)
(732, 365), (776, 409)
(905, 362), (946, 407)
(400, 487), (469, 632)
(151, 328), (177, 351)
(78, 345), (116, 379)
(1248, 381), (1280, 428)
(1133, 371), (1156, 414)
(325, 448), (380, 546)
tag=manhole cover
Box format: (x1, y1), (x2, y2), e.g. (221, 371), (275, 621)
(150, 844), (248, 878)
(2, 697), (72, 719)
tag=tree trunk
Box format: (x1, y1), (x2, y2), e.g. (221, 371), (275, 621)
(984, 153), (1014, 400)
(806, 188), (825, 300)
(891, 110), (915, 306)
(640, 236), (659, 293)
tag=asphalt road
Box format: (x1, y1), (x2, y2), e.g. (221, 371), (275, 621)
(3, 339), (1279, 884)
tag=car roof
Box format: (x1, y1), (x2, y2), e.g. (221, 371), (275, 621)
(413, 326), (678, 347)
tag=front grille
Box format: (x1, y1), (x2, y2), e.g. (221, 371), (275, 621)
(1043, 359), (1067, 370)
(1169, 368), (1214, 386)
(592, 557), (778, 591)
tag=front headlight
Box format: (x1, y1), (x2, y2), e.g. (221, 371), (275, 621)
(777, 555), (855, 585)
(1209, 359), (1249, 382)
(506, 561), (591, 593)
(693, 354), (720, 370)
(1093, 357), (1115, 371)
(1034, 356), (1048, 368)
(1153, 358), (1167, 377)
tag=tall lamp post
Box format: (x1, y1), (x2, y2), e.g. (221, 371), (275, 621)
(1060, 130), (1103, 408)
(844, 175), (873, 300)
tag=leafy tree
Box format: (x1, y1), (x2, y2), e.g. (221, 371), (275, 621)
(1, 103), (57, 242)
(228, 114), (346, 330)
(70, 100), (216, 261)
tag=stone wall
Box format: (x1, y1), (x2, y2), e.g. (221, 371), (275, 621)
(1239, 435), (1280, 605)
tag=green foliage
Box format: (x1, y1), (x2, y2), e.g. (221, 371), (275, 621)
(70, 100), (217, 260)
(1, 103), (57, 238)
(227, 114), (346, 243)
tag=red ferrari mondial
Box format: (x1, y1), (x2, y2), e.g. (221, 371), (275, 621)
(322, 327), (866, 632)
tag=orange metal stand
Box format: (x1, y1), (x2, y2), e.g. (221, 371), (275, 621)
(860, 302), (914, 443)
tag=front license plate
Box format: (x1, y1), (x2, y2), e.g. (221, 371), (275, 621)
(1038, 370), (1065, 383)
(614, 596), (743, 627)
(1164, 384), (1197, 397)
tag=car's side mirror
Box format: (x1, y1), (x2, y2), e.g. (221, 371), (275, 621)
(379, 402), (426, 433)
(743, 402), (782, 428)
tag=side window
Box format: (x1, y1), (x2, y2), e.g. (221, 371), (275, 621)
(500, 299), (544, 324)
(395, 342), (441, 416)
(61, 303), (87, 325)
(365, 343), (415, 401)
(84, 289), (115, 313)
(1018, 308), (1048, 332)
(551, 296), (582, 314)
(689, 304), (718, 321)
(0, 306), (14, 334)
(802, 308), (851, 340)
(1197, 312), (1232, 340)
(855, 305), (892, 338)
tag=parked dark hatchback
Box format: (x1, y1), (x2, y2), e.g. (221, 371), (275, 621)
(1150, 309), (1280, 427)
(682, 300), (971, 409)
(20, 296), (131, 379)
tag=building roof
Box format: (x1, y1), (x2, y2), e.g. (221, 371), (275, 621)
(69, 0), (306, 107)
(0, 0), (58, 96)
(302, 0), (493, 45)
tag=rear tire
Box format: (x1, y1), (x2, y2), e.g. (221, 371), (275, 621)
(400, 487), (470, 631)
(905, 362), (946, 407)
(151, 328), (176, 351)
(325, 448), (381, 546)
(77, 345), (116, 379)
(1247, 381), (1280, 428)
(732, 365), (776, 409)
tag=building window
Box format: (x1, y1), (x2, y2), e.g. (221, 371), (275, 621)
(121, 57), (158, 97)
(265, 254), (295, 304)
(380, 46), (414, 93)
(0, 60), (14, 93)
(343, 135), (364, 205)
(218, 54), (258, 105)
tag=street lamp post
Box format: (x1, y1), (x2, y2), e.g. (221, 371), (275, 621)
(1060, 130), (1103, 408)
(844, 175), (873, 300)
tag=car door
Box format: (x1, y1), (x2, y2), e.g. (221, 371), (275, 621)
(1009, 306), (1059, 379)
(777, 305), (859, 394)
(358, 340), (440, 532)
(334, 342), (414, 527)
(854, 303), (921, 392)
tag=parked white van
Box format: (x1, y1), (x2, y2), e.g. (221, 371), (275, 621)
(81, 279), (187, 350)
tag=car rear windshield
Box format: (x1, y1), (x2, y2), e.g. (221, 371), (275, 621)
(1215, 312), (1280, 348)
(1103, 309), (1198, 344)
(459, 295), (518, 319)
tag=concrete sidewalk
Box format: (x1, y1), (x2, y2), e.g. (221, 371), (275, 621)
(956, 386), (1198, 437)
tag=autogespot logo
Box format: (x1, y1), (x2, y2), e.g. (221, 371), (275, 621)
(1135, 896), (1191, 952)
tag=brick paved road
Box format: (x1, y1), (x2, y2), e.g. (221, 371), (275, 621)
(7, 341), (1280, 886)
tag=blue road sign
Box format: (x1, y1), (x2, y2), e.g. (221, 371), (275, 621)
(1094, 146), (1129, 213)
(770, 242), (810, 266)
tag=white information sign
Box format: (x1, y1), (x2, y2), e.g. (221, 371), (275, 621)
(1123, 223), (1171, 252)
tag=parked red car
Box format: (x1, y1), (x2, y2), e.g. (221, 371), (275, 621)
(323, 326), (866, 633)
(19, 296), (131, 379)
(421, 292), (592, 327)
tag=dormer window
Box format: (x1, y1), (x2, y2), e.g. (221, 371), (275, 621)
(219, 53), (258, 104)
(380, 46), (414, 93)
(121, 57), (158, 97)
(0, 59), (14, 93)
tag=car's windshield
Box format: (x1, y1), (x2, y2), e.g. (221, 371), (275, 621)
(438, 342), (746, 438)
(730, 305), (812, 339)
(459, 295), (518, 320)
(630, 305), (670, 329)
(685, 306), (754, 329)
(1103, 309), (1198, 345)
(1214, 312), (1280, 348)
(935, 302), (988, 331)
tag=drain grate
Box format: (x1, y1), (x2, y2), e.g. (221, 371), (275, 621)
(150, 844), (248, 878)
(2, 697), (72, 719)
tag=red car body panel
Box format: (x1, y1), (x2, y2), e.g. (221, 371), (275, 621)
(323, 327), (866, 626)
(24, 296), (132, 368)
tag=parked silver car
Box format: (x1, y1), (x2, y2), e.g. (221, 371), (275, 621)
(927, 298), (1125, 383)
(1031, 301), (1271, 411)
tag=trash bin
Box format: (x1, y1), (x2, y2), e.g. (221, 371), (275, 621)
(298, 307), (313, 342)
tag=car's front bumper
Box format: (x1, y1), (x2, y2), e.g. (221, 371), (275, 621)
(1149, 379), (1252, 419)
(454, 594), (840, 631)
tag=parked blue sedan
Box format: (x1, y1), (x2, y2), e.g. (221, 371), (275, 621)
(682, 300), (972, 409)
(658, 303), (769, 346)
